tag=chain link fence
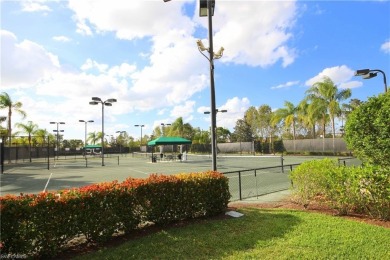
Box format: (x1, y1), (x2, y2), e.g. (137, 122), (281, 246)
(223, 164), (301, 201)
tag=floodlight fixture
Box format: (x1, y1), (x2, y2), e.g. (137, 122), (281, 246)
(213, 47), (224, 59)
(354, 69), (370, 76)
(362, 72), (377, 79)
(88, 97), (117, 166)
(197, 40), (209, 52)
(354, 68), (388, 93)
(50, 121), (65, 158)
(160, 123), (171, 136)
(79, 120), (94, 146)
(134, 124), (145, 146)
(199, 0), (215, 17)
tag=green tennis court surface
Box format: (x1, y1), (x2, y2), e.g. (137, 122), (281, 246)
(0, 154), (359, 199)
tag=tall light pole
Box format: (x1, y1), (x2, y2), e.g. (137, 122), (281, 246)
(134, 124), (145, 147)
(79, 120), (94, 147)
(116, 130), (126, 155)
(50, 121), (65, 159)
(163, 1), (222, 171)
(89, 97), (117, 166)
(204, 109), (227, 157)
(161, 123), (171, 136)
(0, 136), (4, 174)
(355, 68), (388, 93)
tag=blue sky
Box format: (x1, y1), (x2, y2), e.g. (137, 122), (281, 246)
(1, 0), (389, 140)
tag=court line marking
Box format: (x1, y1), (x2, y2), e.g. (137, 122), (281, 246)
(43, 173), (53, 192)
(129, 168), (149, 175)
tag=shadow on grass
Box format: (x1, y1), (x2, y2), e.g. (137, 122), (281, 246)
(73, 208), (301, 259)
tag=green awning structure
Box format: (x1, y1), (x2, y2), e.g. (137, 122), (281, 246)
(83, 145), (102, 149)
(147, 136), (192, 146)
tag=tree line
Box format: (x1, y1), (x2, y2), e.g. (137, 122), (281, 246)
(0, 76), (361, 150)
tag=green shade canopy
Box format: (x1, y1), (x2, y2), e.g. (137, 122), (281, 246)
(147, 136), (192, 146)
(83, 145), (102, 149)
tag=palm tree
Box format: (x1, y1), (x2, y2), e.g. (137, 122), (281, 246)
(272, 101), (299, 153)
(305, 76), (351, 154)
(87, 131), (102, 145)
(15, 121), (38, 162)
(0, 92), (27, 146)
(171, 117), (184, 137)
(298, 100), (323, 139)
(34, 129), (49, 146)
(0, 116), (7, 138)
(0, 116), (6, 124)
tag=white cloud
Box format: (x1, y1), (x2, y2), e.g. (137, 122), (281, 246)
(271, 80), (300, 89)
(0, 30), (60, 89)
(68, 0), (194, 40)
(2, 0), (303, 137)
(206, 1), (298, 67)
(81, 59), (109, 73)
(380, 39), (390, 54)
(170, 101), (195, 119)
(305, 65), (361, 89)
(130, 31), (209, 107)
(200, 97), (251, 130)
(108, 63), (137, 79)
(52, 36), (71, 42)
(338, 81), (362, 90)
(62, 0), (300, 115)
(21, 0), (51, 13)
(75, 19), (93, 36)
(68, 0), (299, 71)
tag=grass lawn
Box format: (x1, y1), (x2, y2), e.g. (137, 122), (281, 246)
(74, 208), (390, 259)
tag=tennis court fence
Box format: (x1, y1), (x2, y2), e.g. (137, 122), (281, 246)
(223, 164), (300, 201)
(225, 156), (362, 201)
(1, 155), (121, 173)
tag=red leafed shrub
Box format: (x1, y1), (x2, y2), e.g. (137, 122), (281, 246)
(0, 171), (230, 257)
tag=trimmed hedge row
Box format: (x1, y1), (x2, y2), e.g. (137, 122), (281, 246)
(0, 171), (230, 257)
(290, 159), (390, 220)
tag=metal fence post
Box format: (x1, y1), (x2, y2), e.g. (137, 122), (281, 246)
(47, 136), (50, 170)
(238, 171), (242, 200)
(255, 169), (259, 198)
(0, 138), (4, 174)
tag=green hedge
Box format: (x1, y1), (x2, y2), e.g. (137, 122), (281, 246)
(0, 171), (230, 257)
(290, 159), (390, 220)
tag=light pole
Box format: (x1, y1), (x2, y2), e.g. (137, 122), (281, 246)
(0, 136), (4, 174)
(204, 109), (227, 157)
(160, 123), (171, 136)
(134, 124), (145, 147)
(50, 121), (65, 159)
(79, 120), (94, 147)
(163, 0), (222, 171)
(355, 68), (388, 93)
(89, 97), (117, 166)
(116, 130), (126, 154)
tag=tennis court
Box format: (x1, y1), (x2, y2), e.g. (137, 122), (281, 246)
(0, 153), (359, 200)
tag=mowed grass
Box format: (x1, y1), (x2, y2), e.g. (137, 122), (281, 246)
(75, 208), (390, 260)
